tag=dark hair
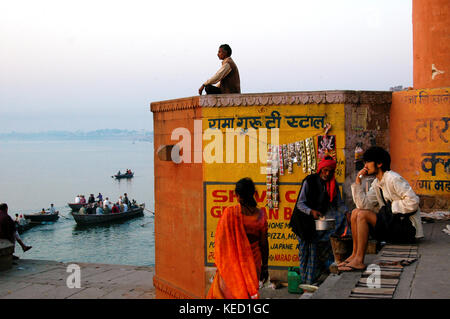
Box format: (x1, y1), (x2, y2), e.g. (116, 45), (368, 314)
(0, 203), (7, 211)
(235, 177), (257, 207)
(363, 146), (391, 172)
(219, 44), (232, 57)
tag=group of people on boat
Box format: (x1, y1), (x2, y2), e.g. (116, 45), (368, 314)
(117, 169), (133, 176)
(14, 213), (27, 226)
(74, 195), (88, 204)
(77, 193), (137, 215)
(74, 194), (102, 205)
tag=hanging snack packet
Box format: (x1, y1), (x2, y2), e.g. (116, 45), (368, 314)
(278, 145), (284, 175)
(299, 140), (307, 173)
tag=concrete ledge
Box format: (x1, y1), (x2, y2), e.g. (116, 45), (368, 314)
(0, 239), (15, 271)
(150, 90), (392, 113)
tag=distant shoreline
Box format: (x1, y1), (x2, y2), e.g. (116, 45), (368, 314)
(0, 129), (153, 142)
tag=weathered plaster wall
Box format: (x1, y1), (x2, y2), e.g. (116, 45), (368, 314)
(152, 97), (205, 299)
(343, 92), (392, 210)
(390, 89), (450, 209)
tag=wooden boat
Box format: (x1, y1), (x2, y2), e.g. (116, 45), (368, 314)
(68, 203), (87, 211)
(16, 221), (38, 234)
(114, 172), (134, 179)
(72, 204), (145, 226)
(23, 211), (59, 223)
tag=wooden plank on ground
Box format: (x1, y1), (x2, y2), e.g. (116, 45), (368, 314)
(350, 293), (393, 299)
(352, 287), (395, 295)
(379, 264), (404, 268)
(381, 251), (417, 255)
(380, 255), (419, 260)
(380, 256), (418, 260)
(356, 284), (397, 289)
(355, 284), (397, 289)
(383, 246), (418, 250)
(362, 271), (401, 279)
(358, 278), (399, 286)
(383, 245), (417, 250)
(382, 250), (418, 254)
(378, 257), (417, 262)
(378, 267), (404, 272)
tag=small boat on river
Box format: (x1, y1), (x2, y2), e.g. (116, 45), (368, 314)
(72, 204), (145, 226)
(16, 221), (38, 234)
(113, 171), (134, 179)
(23, 211), (59, 223)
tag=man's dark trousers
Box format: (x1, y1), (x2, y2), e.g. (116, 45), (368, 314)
(205, 85), (221, 94)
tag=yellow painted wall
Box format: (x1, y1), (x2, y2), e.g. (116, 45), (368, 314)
(202, 103), (346, 268)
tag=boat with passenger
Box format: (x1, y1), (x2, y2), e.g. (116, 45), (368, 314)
(113, 169), (134, 179)
(15, 217), (38, 234)
(23, 211), (59, 223)
(72, 203), (145, 225)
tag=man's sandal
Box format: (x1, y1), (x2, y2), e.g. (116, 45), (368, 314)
(337, 260), (351, 267)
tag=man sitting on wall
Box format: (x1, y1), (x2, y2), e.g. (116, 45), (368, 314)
(339, 146), (424, 271)
(198, 44), (241, 95)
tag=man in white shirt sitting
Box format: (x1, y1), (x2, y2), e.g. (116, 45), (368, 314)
(338, 146), (423, 272)
(74, 195), (81, 204)
(103, 197), (111, 209)
(49, 204), (56, 214)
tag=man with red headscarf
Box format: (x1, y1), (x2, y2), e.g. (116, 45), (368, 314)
(289, 156), (348, 284)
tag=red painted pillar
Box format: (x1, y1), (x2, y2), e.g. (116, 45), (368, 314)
(390, 0), (450, 209)
(413, 0), (450, 89)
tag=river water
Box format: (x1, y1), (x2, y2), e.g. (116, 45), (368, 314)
(0, 139), (155, 266)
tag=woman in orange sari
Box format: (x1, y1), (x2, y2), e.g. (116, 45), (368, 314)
(207, 177), (269, 299)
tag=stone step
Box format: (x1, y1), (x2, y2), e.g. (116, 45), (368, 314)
(0, 239), (15, 271)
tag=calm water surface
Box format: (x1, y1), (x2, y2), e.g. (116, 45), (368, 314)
(0, 139), (155, 266)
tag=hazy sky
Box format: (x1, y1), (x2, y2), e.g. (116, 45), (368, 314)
(0, 0), (413, 133)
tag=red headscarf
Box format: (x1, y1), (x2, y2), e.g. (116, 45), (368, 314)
(317, 158), (337, 202)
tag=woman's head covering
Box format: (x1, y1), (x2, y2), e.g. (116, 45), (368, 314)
(235, 177), (257, 207)
(317, 156), (337, 202)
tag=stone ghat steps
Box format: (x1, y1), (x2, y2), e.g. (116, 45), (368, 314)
(349, 244), (419, 299)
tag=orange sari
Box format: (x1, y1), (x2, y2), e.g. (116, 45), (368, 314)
(207, 204), (267, 299)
